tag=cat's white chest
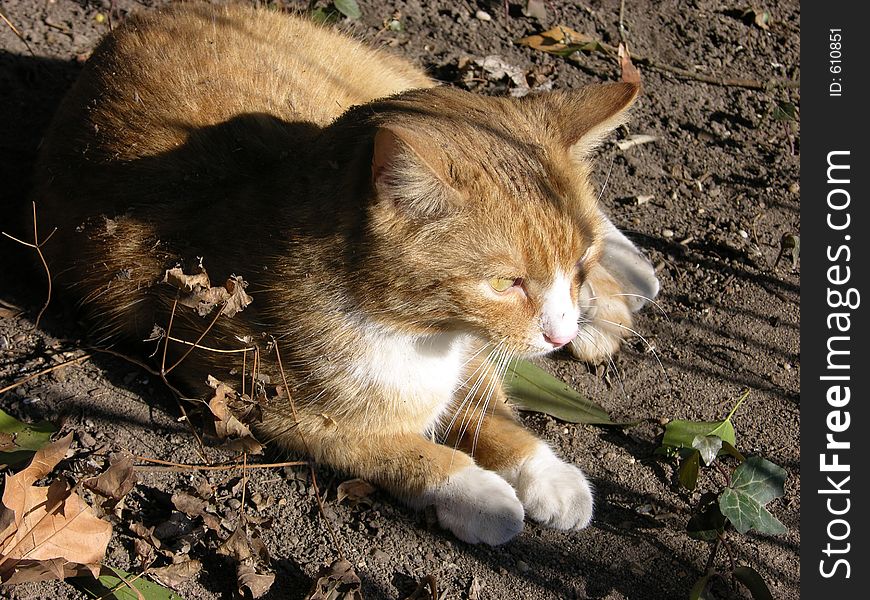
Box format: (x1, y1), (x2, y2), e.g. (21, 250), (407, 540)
(353, 326), (470, 429)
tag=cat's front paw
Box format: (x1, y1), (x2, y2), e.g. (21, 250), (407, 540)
(502, 444), (594, 530)
(568, 293), (634, 364)
(428, 465), (524, 545)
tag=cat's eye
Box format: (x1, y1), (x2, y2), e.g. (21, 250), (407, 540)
(489, 277), (521, 293)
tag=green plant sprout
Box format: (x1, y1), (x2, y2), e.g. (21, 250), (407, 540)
(658, 390), (787, 600)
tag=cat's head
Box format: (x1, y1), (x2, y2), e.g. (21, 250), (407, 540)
(359, 82), (639, 356)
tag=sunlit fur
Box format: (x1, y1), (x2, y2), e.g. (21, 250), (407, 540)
(31, 3), (643, 544)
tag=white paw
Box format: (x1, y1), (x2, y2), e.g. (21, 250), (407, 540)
(501, 444), (594, 530)
(426, 465), (524, 545)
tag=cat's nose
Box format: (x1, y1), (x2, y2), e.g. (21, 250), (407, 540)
(543, 327), (578, 348)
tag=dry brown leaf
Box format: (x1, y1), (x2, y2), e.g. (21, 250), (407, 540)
(147, 558), (202, 589)
(163, 267), (253, 318)
(171, 492), (221, 531)
(306, 558), (363, 600)
(163, 266), (211, 292)
(204, 377), (264, 454)
(0, 434), (112, 583)
(217, 525), (253, 562)
(517, 26), (602, 56)
(618, 42), (642, 85)
(84, 454), (137, 508)
(336, 478), (376, 506)
(237, 564), (275, 599)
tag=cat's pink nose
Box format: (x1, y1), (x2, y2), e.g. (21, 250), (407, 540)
(544, 329), (578, 347)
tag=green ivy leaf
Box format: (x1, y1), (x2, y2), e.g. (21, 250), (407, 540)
(692, 434), (723, 466)
(719, 457), (788, 534)
(679, 449), (701, 491)
(687, 493), (727, 541)
(734, 566), (774, 600)
(74, 565), (183, 599)
(333, 0), (362, 20)
(720, 440), (746, 462)
(0, 408), (57, 469)
(505, 360), (624, 425)
(659, 390), (749, 454)
(662, 418), (735, 451)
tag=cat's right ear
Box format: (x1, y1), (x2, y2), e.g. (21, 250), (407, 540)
(555, 82), (640, 159)
(371, 126), (458, 218)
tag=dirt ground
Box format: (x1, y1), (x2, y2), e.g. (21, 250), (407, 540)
(0, 1), (800, 599)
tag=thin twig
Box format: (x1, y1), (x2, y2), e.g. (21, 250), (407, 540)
(132, 455), (306, 472)
(618, 0), (626, 42)
(163, 303), (224, 375)
(87, 346), (209, 461)
(273, 339), (346, 560)
(704, 536), (721, 575)
(166, 336), (256, 354)
(160, 297), (178, 377)
(0, 354), (91, 396)
(569, 38), (800, 91)
(0, 8), (34, 56)
(2, 202), (57, 328)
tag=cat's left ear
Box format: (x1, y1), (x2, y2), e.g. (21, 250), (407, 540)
(548, 82), (640, 159)
(370, 125), (459, 218)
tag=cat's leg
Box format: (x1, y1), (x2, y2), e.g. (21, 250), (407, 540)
(443, 383), (594, 530)
(569, 213), (660, 363)
(264, 416), (525, 545)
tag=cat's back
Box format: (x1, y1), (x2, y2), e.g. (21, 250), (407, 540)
(44, 2), (433, 162)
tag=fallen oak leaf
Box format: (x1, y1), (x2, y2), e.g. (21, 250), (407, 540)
(306, 558), (363, 600)
(0, 435), (112, 583)
(517, 26), (604, 57)
(336, 478), (376, 506)
(237, 564), (275, 599)
(84, 454), (138, 509)
(147, 558), (202, 590)
(204, 377), (264, 454)
(171, 492), (221, 532)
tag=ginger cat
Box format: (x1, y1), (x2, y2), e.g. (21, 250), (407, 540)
(31, 2), (659, 545)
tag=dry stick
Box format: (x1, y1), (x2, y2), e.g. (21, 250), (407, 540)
(133, 455), (306, 472)
(2, 202), (58, 329)
(272, 339), (346, 560)
(87, 346), (209, 461)
(241, 348), (247, 398)
(0, 8), (34, 56)
(618, 0), (627, 42)
(0, 354), (91, 396)
(574, 39), (800, 91)
(163, 303), (224, 376)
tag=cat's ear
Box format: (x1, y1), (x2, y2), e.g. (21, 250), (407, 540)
(371, 126), (458, 218)
(552, 82), (640, 159)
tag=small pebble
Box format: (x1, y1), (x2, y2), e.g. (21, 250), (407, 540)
(788, 182), (800, 194)
(475, 10), (492, 21)
(662, 229), (674, 238)
(517, 560), (530, 573)
(738, 229), (749, 239)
